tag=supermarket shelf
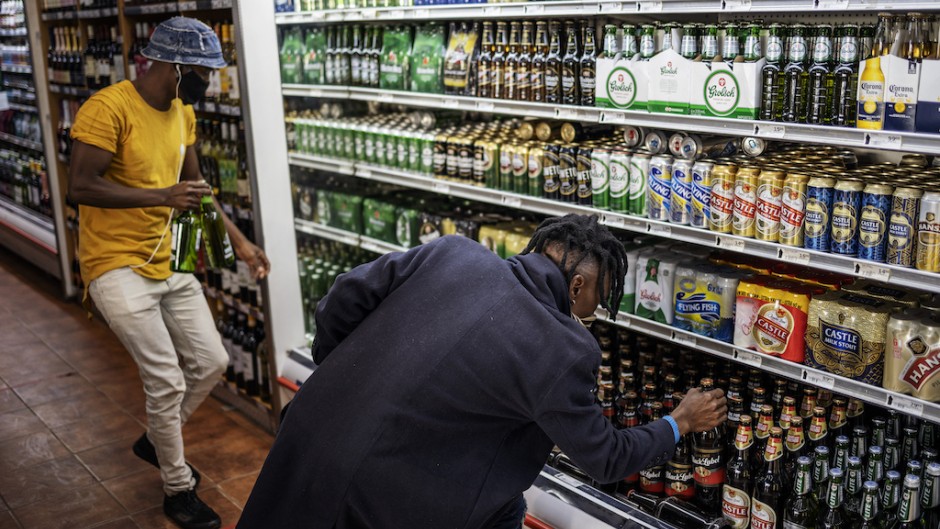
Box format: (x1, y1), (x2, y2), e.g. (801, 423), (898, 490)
(599, 307), (940, 424)
(284, 84), (940, 156)
(274, 0), (940, 23)
(0, 28), (27, 37)
(191, 100), (241, 117)
(293, 218), (409, 254)
(40, 10), (77, 21)
(0, 132), (43, 152)
(289, 153), (940, 294)
(77, 7), (119, 19)
(0, 194), (57, 253)
(1, 64), (31, 75)
(123, 0), (233, 15)
(359, 234), (409, 254)
(9, 103), (37, 113)
(210, 379), (275, 433)
(48, 83), (96, 98)
(204, 285), (265, 322)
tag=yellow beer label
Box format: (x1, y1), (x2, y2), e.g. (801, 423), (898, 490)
(804, 197), (829, 238)
(831, 201), (858, 243)
(753, 302), (794, 355)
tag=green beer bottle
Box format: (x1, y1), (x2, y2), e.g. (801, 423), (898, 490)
(170, 210), (201, 273)
(820, 467), (859, 528)
(200, 195), (235, 269)
(893, 474), (921, 529)
(806, 24), (835, 125)
(922, 462), (940, 529)
(860, 481), (886, 529)
(783, 455), (819, 529)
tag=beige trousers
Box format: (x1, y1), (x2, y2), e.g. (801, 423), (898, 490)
(90, 267), (228, 495)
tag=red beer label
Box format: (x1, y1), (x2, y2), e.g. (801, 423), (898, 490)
(693, 451), (726, 486)
(901, 346), (940, 391)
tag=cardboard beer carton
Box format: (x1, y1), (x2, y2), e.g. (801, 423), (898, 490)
(595, 55), (649, 111)
(647, 49), (691, 115)
(858, 54), (921, 132)
(915, 59), (940, 133)
(689, 59), (766, 119)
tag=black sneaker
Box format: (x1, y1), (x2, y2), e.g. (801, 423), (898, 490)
(163, 489), (221, 529)
(133, 433), (201, 487)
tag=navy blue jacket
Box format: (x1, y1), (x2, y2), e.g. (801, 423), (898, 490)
(237, 236), (676, 529)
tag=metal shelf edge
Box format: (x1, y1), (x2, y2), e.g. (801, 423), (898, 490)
(0, 132), (43, 152)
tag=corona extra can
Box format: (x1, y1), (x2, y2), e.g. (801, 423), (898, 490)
(670, 159), (694, 225)
(629, 151), (650, 216)
(804, 177), (836, 252)
(732, 168), (759, 238)
(591, 146), (611, 210)
(886, 187), (923, 268)
(690, 161), (714, 229)
(708, 163), (737, 233)
(779, 173), (809, 247)
(830, 178), (864, 256)
(916, 191), (940, 272)
(755, 170), (785, 242)
(609, 148), (631, 213)
(648, 154), (674, 221)
(857, 183), (894, 263)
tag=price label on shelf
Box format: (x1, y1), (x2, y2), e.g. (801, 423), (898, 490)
(599, 112), (626, 124)
(755, 123), (786, 139)
(501, 195), (522, 208)
(379, 93), (395, 103)
(358, 168), (372, 179)
(604, 215), (626, 228)
(204, 102), (217, 113)
(724, 0), (751, 10)
(672, 332), (697, 348)
(802, 369), (835, 390)
(647, 223), (671, 237)
(211, 0), (232, 8)
(716, 236), (746, 251)
(735, 350), (763, 368)
(431, 182), (450, 195)
(360, 8), (377, 17)
(443, 98), (459, 108)
(887, 394), (924, 417)
(482, 5), (501, 14)
(178, 1), (196, 10)
(524, 3), (544, 13)
(817, 0), (849, 9)
(476, 101), (495, 112)
(414, 8), (430, 18)
(778, 247), (811, 265)
(866, 133), (903, 149)
(637, 0), (662, 12)
(600, 2), (623, 13)
(306, 88), (323, 98)
(855, 262), (891, 281)
(556, 108), (584, 121)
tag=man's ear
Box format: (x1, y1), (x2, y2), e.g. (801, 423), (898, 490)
(569, 274), (584, 300)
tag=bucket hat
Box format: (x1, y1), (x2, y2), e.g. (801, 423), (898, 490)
(141, 17), (227, 69)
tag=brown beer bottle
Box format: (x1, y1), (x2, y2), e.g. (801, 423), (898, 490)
(693, 379), (725, 516)
(516, 22), (533, 102)
(722, 414), (754, 528)
(477, 22), (494, 99)
(530, 21), (548, 103)
(544, 22), (562, 104)
(666, 434), (695, 501)
(491, 22), (508, 100)
(751, 427), (786, 529)
(504, 22), (520, 101)
(785, 416), (811, 487)
(809, 406), (831, 451)
(753, 405), (775, 473)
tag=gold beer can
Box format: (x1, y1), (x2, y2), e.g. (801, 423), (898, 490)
(916, 191), (940, 272)
(708, 163), (738, 234)
(731, 167), (760, 238)
(755, 170), (786, 242)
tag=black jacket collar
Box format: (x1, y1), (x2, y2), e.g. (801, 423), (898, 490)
(506, 252), (571, 317)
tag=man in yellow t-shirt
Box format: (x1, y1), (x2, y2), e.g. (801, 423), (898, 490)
(68, 17), (268, 529)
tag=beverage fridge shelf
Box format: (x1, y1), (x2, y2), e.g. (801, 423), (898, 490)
(288, 153), (940, 295)
(274, 0), (940, 24)
(283, 84), (940, 156)
(0, 28), (26, 37)
(294, 218), (409, 255)
(0, 132), (43, 153)
(0, 194), (56, 253)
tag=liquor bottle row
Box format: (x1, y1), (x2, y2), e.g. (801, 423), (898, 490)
(56, 98), (78, 159)
(297, 234), (376, 336)
(1, 44), (30, 68)
(0, 148), (51, 217)
(0, 1), (24, 30)
(42, 0), (116, 11)
(1, 110), (43, 144)
(196, 118), (251, 208)
(212, 290), (272, 404)
(278, 0), (488, 13)
(47, 24), (125, 89)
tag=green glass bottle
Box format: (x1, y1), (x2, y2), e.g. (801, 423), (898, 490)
(783, 455), (819, 529)
(820, 468), (857, 528)
(922, 462), (940, 529)
(782, 24), (810, 123)
(814, 446), (832, 500)
(702, 24), (719, 61)
(170, 211), (201, 273)
(200, 195), (235, 269)
(860, 481), (886, 529)
(806, 24), (834, 125)
(845, 456), (865, 516)
(831, 24), (860, 127)
(881, 470), (902, 527)
(743, 23), (762, 62)
(894, 474), (922, 529)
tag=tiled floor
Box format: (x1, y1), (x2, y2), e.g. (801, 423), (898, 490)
(0, 248), (274, 529)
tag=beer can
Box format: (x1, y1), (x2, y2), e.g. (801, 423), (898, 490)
(670, 159), (694, 225)
(916, 191), (940, 272)
(433, 132), (448, 179)
(591, 147), (611, 210)
(755, 170), (785, 242)
(740, 137), (767, 157)
(622, 126), (645, 148)
(559, 144), (578, 203)
(576, 147), (594, 206)
(445, 135), (460, 180)
(780, 173), (809, 247)
(475, 139), (497, 188)
(804, 177), (836, 252)
(499, 142), (514, 192)
(857, 183), (894, 263)
(609, 148), (632, 213)
(542, 143), (562, 201)
(886, 186), (923, 267)
(420, 133), (435, 175)
(457, 137), (474, 183)
(830, 178), (865, 256)
(512, 143), (529, 195)
(690, 161), (714, 229)
(629, 151), (650, 216)
(668, 132), (686, 158)
(648, 154), (674, 221)
(527, 146), (545, 198)
(708, 163), (737, 233)
(884, 311), (931, 396)
(732, 168), (759, 238)
(682, 135), (738, 160)
(644, 130), (667, 155)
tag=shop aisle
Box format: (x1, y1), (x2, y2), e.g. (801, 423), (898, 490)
(0, 247), (273, 529)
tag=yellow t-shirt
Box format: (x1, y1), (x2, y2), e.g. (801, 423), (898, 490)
(70, 80), (196, 286)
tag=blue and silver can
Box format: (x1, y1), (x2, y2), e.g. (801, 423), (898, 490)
(886, 186), (923, 267)
(670, 159), (694, 225)
(690, 161), (714, 229)
(804, 176), (836, 252)
(857, 183), (895, 262)
(830, 178), (865, 256)
(648, 154), (673, 221)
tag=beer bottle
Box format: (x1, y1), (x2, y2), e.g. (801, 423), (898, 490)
(751, 427), (785, 529)
(893, 474), (921, 529)
(903, 14), (925, 62)
(845, 456), (865, 516)
(743, 23), (762, 63)
(723, 414), (754, 528)
(886, 411), (902, 441)
(901, 427), (919, 468)
(721, 23), (740, 61)
(782, 24), (810, 123)
(726, 396), (746, 445)
(820, 468), (858, 528)
(922, 462), (940, 529)
(920, 421), (938, 452)
(579, 24), (596, 107)
(545, 22), (562, 104)
(872, 417), (888, 449)
(702, 24), (719, 61)
(517, 22), (533, 102)
(618, 24), (638, 60)
(847, 398), (865, 429)
(780, 396), (797, 431)
(753, 405), (775, 473)
(170, 210), (201, 273)
(860, 481), (886, 529)
(680, 24), (699, 60)
(799, 387), (817, 421)
(815, 446), (832, 500)
(771, 379), (788, 417)
(639, 383), (657, 425)
(833, 435), (851, 473)
(905, 461), (923, 482)
(639, 402), (667, 497)
(830, 398), (849, 440)
(530, 21), (548, 103)
(852, 426), (870, 460)
(786, 416), (811, 486)
(477, 22), (494, 99)
(751, 387), (769, 423)
(492, 22), (508, 100)
(599, 382), (616, 422)
(200, 195), (235, 269)
(784, 455), (819, 529)
(885, 438), (902, 474)
(831, 25), (859, 127)
(666, 434), (695, 501)
(693, 379), (725, 516)
(806, 24), (834, 125)
(504, 23), (520, 101)
(810, 406), (830, 451)
(922, 448), (939, 468)
(867, 446), (886, 485)
(349, 25), (363, 86)
(881, 470), (902, 527)
(599, 24), (618, 61)
(639, 24), (656, 60)
(561, 21), (580, 106)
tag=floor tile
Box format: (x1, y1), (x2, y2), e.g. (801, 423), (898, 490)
(133, 488), (240, 529)
(0, 409), (47, 444)
(0, 455), (97, 510)
(87, 518), (140, 529)
(32, 389), (122, 429)
(102, 471), (167, 515)
(0, 345), (75, 388)
(217, 472), (259, 509)
(13, 484), (126, 529)
(76, 439), (152, 483)
(51, 410), (141, 453)
(0, 431), (71, 474)
(0, 388), (25, 415)
(186, 432), (270, 483)
(12, 372), (97, 408)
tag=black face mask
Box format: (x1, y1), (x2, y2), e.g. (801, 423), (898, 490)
(176, 67), (209, 105)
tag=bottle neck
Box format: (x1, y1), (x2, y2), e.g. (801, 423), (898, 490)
(925, 473), (940, 510)
(861, 489), (881, 521)
(793, 467), (812, 496)
(826, 479), (844, 509)
(897, 485), (921, 522)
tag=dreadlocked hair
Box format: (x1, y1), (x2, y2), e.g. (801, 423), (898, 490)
(521, 214), (627, 318)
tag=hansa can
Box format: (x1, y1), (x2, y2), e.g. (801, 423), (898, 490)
(576, 146), (594, 206)
(708, 163), (737, 234)
(755, 170), (785, 242)
(629, 152), (650, 216)
(690, 161), (714, 229)
(591, 147), (611, 210)
(542, 143), (561, 200)
(670, 159), (694, 225)
(916, 191), (940, 273)
(732, 168), (760, 238)
(857, 183), (894, 263)
(886, 186), (923, 267)
(648, 155), (674, 221)
(830, 179), (865, 256)
(558, 144), (578, 203)
(884, 313), (940, 401)
(512, 143), (529, 194)
(609, 149), (632, 213)
(804, 176), (836, 252)
(779, 173), (809, 247)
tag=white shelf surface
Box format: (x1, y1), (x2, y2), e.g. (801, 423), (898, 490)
(294, 217), (409, 255)
(0, 194), (56, 253)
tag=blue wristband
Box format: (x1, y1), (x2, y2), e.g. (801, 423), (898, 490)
(664, 415), (681, 444)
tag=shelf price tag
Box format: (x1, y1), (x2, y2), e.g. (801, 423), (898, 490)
(524, 3), (544, 13)
(604, 215), (626, 228)
(358, 168), (372, 179)
(724, 0), (752, 10)
(599, 111), (626, 124)
(637, 0), (662, 12)
(306, 88), (323, 98)
(431, 181), (450, 195)
(360, 8), (377, 17)
(476, 101), (495, 112)
(671, 331), (697, 349)
(886, 394), (924, 417)
(778, 247), (811, 265)
(734, 349), (763, 368)
(817, 0), (850, 9)
(600, 2), (623, 12)
(555, 108), (583, 121)
(802, 369), (836, 390)
(443, 98), (459, 108)
(755, 123), (786, 138)
(716, 236), (746, 251)
(178, 1), (197, 10)
(865, 133), (903, 149)
(646, 223), (671, 237)
(482, 5), (501, 14)
(413, 8), (430, 18)
(855, 262), (891, 282)
(501, 195), (522, 208)
(211, 0), (232, 8)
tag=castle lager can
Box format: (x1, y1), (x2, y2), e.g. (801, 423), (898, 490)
(916, 191), (940, 273)
(629, 151), (650, 216)
(886, 186), (923, 267)
(804, 177), (836, 252)
(708, 163), (737, 233)
(857, 183), (894, 263)
(648, 154), (674, 221)
(690, 161), (714, 229)
(542, 143), (561, 200)
(576, 146), (594, 206)
(830, 179), (865, 256)
(591, 146), (611, 210)
(779, 173), (809, 247)
(732, 168), (760, 238)
(670, 159), (694, 225)
(755, 170), (785, 242)
(609, 148), (631, 213)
